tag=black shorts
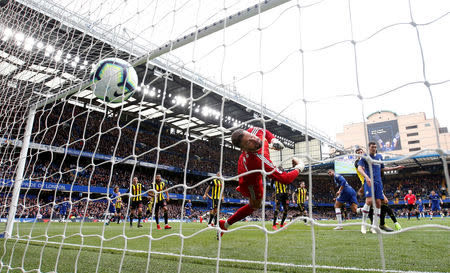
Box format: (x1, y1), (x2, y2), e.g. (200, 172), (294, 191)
(275, 194), (289, 211)
(130, 201), (143, 209)
(146, 207), (153, 216)
(115, 208), (122, 214)
(297, 202), (306, 213)
(155, 200), (167, 209)
(407, 204), (415, 211)
(211, 199), (220, 210)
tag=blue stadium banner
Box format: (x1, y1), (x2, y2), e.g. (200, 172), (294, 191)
(0, 137), (217, 177)
(0, 179), (128, 194)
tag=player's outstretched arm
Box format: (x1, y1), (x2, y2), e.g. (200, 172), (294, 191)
(357, 165), (371, 186)
(203, 185), (211, 199)
(382, 165), (404, 171)
(165, 185), (170, 202)
(258, 156), (302, 185)
(292, 157), (305, 172)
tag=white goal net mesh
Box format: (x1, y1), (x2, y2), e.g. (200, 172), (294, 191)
(0, 0), (449, 272)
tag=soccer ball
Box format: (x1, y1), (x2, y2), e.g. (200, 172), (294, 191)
(90, 58), (138, 103)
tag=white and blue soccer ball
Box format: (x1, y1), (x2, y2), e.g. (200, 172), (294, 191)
(90, 58), (138, 103)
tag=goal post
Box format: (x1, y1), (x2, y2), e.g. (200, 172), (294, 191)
(3, 106), (36, 239)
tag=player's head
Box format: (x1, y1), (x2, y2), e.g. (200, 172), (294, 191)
(155, 173), (161, 182)
(431, 190), (435, 195)
(327, 169), (335, 177)
(368, 142), (377, 155)
(114, 186), (119, 193)
(408, 189), (412, 194)
(300, 181), (305, 188)
(216, 172), (221, 177)
(418, 198), (422, 202)
(231, 129), (262, 152)
(132, 177), (138, 184)
(355, 147), (363, 155)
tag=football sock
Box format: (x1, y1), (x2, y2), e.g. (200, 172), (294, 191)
(335, 208), (342, 225)
(380, 205), (387, 226)
(164, 211), (168, 225)
(281, 211), (287, 226)
(362, 204), (370, 224)
(373, 208), (381, 228)
(208, 213), (213, 224)
(385, 205), (397, 223)
(226, 204), (254, 227)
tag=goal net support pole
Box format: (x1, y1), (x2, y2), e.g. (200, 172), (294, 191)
(3, 106), (36, 239)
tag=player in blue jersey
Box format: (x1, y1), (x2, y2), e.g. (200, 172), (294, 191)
(106, 187), (121, 225)
(58, 197), (70, 222)
(416, 198), (425, 219)
(357, 142), (403, 234)
(428, 191), (444, 220)
(184, 200), (192, 222)
(328, 169), (358, 230)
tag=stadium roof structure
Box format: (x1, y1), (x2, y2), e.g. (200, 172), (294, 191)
(0, 0), (344, 150)
(366, 110), (398, 120)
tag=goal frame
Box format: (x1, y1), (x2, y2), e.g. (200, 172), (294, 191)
(2, 0), (292, 239)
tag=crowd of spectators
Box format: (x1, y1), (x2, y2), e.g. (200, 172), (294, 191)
(0, 173), (447, 220)
(0, 194), (126, 219)
(0, 158), (447, 209)
(0, 103), (448, 221)
(30, 104), (240, 176)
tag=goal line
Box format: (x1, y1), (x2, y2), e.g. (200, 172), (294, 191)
(8, 238), (440, 273)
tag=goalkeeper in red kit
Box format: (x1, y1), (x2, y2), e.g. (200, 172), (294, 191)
(217, 127), (305, 239)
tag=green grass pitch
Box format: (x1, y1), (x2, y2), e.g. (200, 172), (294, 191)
(0, 218), (448, 272)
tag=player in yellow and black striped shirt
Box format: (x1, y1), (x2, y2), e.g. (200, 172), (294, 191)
(154, 174), (171, 230)
(145, 191), (155, 222)
(272, 179), (289, 229)
(292, 181), (308, 223)
(114, 187), (122, 224)
(203, 173), (224, 226)
(127, 177), (147, 228)
(354, 147), (365, 197)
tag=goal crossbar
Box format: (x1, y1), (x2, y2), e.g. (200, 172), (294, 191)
(33, 0), (292, 110)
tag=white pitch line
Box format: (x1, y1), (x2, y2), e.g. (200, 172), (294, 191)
(10, 239), (445, 273)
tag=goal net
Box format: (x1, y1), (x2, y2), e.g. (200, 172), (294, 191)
(0, 0), (449, 272)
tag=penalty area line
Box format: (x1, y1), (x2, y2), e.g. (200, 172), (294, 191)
(11, 238), (441, 273)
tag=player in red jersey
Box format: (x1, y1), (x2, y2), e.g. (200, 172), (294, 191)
(404, 190), (417, 220)
(217, 127), (305, 239)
